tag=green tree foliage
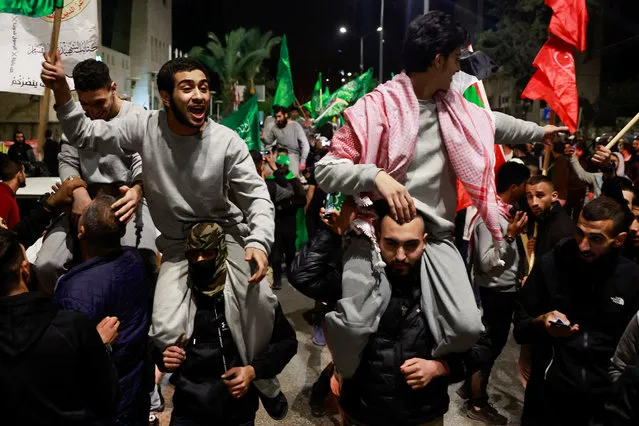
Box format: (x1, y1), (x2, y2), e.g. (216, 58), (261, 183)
(188, 28), (281, 114)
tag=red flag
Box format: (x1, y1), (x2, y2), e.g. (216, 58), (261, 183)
(456, 145), (506, 212)
(521, 36), (578, 133)
(545, 0), (588, 52)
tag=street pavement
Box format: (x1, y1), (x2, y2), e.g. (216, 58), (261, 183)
(156, 278), (525, 425)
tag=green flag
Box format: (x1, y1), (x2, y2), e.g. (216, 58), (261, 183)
(221, 95), (262, 151)
(310, 72), (323, 117)
(322, 87), (331, 106)
(315, 69), (374, 127)
(273, 35), (296, 108)
(0, 0), (63, 16)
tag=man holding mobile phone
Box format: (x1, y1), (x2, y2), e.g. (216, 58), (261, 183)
(513, 196), (639, 425)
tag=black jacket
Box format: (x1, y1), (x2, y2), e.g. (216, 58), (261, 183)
(289, 225), (342, 304)
(534, 202), (575, 259)
(514, 239), (639, 425)
(0, 292), (118, 425)
(341, 274), (466, 426)
(170, 293), (297, 423)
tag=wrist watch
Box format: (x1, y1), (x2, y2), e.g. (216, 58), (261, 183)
(505, 235), (515, 244)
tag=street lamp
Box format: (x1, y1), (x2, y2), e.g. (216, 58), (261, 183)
(347, 72), (352, 77)
(339, 27), (378, 73)
(341, 78), (346, 82)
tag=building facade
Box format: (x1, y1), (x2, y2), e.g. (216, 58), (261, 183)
(0, 0), (175, 143)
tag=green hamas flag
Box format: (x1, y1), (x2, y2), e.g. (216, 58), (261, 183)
(310, 72), (323, 117)
(322, 86), (331, 106)
(0, 0), (63, 16)
(301, 101), (312, 117)
(273, 35), (296, 108)
(315, 68), (374, 127)
(221, 95), (262, 151)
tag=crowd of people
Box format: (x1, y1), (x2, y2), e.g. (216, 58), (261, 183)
(2, 10), (639, 426)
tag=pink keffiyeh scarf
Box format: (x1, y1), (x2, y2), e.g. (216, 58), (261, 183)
(327, 72), (504, 245)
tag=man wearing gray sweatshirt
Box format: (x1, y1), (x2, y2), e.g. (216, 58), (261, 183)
(34, 59), (157, 294)
(264, 105), (310, 176)
(462, 162), (531, 424)
(42, 54), (281, 397)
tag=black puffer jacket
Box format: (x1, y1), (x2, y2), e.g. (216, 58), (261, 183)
(340, 276), (466, 426)
(289, 224), (342, 304)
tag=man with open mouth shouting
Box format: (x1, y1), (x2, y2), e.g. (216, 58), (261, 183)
(41, 52), (281, 403)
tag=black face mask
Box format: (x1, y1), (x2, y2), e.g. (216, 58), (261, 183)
(188, 258), (217, 291)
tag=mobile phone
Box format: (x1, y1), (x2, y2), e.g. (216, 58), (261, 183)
(550, 319), (571, 329)
(223, 373), (237, 381)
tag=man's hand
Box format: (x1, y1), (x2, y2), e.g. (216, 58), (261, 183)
(400, 358), (449, 390)
(299, 162), (306, 172)
(45, 177), (87, 212)
(265, 152), (277, 171)
(222, 366), (256, 399)
(0, 217), (7, 230)
(245, 247), (268, 284)
(162, 346), (186, 372)
(70, 185), (92, 228)
(506, 211), (528, 238)
(320, 196), (357, 235)
(527, 237), (536, 255)
(96, 316), (120, 344)
(591, 145), (612, 169)
(112, 184), (142, 223)
(41, 49), (72, 104)
(564, 144), (576, 157)
(535, 310), (580, 338)
(543, 125), (569, 138)
(374, 171), (416, 224)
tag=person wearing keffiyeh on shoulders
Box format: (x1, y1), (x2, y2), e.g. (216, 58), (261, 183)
(314, 10), (569, 380)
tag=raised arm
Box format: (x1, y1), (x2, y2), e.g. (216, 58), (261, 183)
(493, 111), (568, 146)
(42, 49), (145, 156)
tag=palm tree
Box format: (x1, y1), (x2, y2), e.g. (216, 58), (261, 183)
(188, 28), (281, 114)
(241, 29), (281, 95)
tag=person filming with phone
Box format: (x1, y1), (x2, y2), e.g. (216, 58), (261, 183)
(513, 196), (639, 425)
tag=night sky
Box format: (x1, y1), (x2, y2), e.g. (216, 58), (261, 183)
(172, 0), (639, 103)
(172, 0), (431, 100)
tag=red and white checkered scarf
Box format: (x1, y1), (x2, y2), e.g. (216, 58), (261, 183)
(327, 72), (504, 245)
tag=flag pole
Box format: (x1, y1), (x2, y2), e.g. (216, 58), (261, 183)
(605, 112), (639, 151)
(36, 6), (63, 160)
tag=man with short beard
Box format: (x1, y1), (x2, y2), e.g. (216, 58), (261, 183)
(514, 196), (639, 425)
(7, 131), (36, 175)
(35, 59), (157, 294)
(264, 105), (310, 176)
(525, 175), (574, 260)
(0, 159), (26, 229)
(338, 206), (466, 426)
(42, 53), (280, 401)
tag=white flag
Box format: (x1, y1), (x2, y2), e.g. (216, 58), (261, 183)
(0, 0), (98, 95)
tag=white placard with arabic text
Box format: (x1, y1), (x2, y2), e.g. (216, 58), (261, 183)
(0, 0), (98, 95)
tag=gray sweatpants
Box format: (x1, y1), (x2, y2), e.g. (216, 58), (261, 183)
(148, 228), (281, 397)
(326, 234), (483, 378)
(34, 198), (157, 294)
